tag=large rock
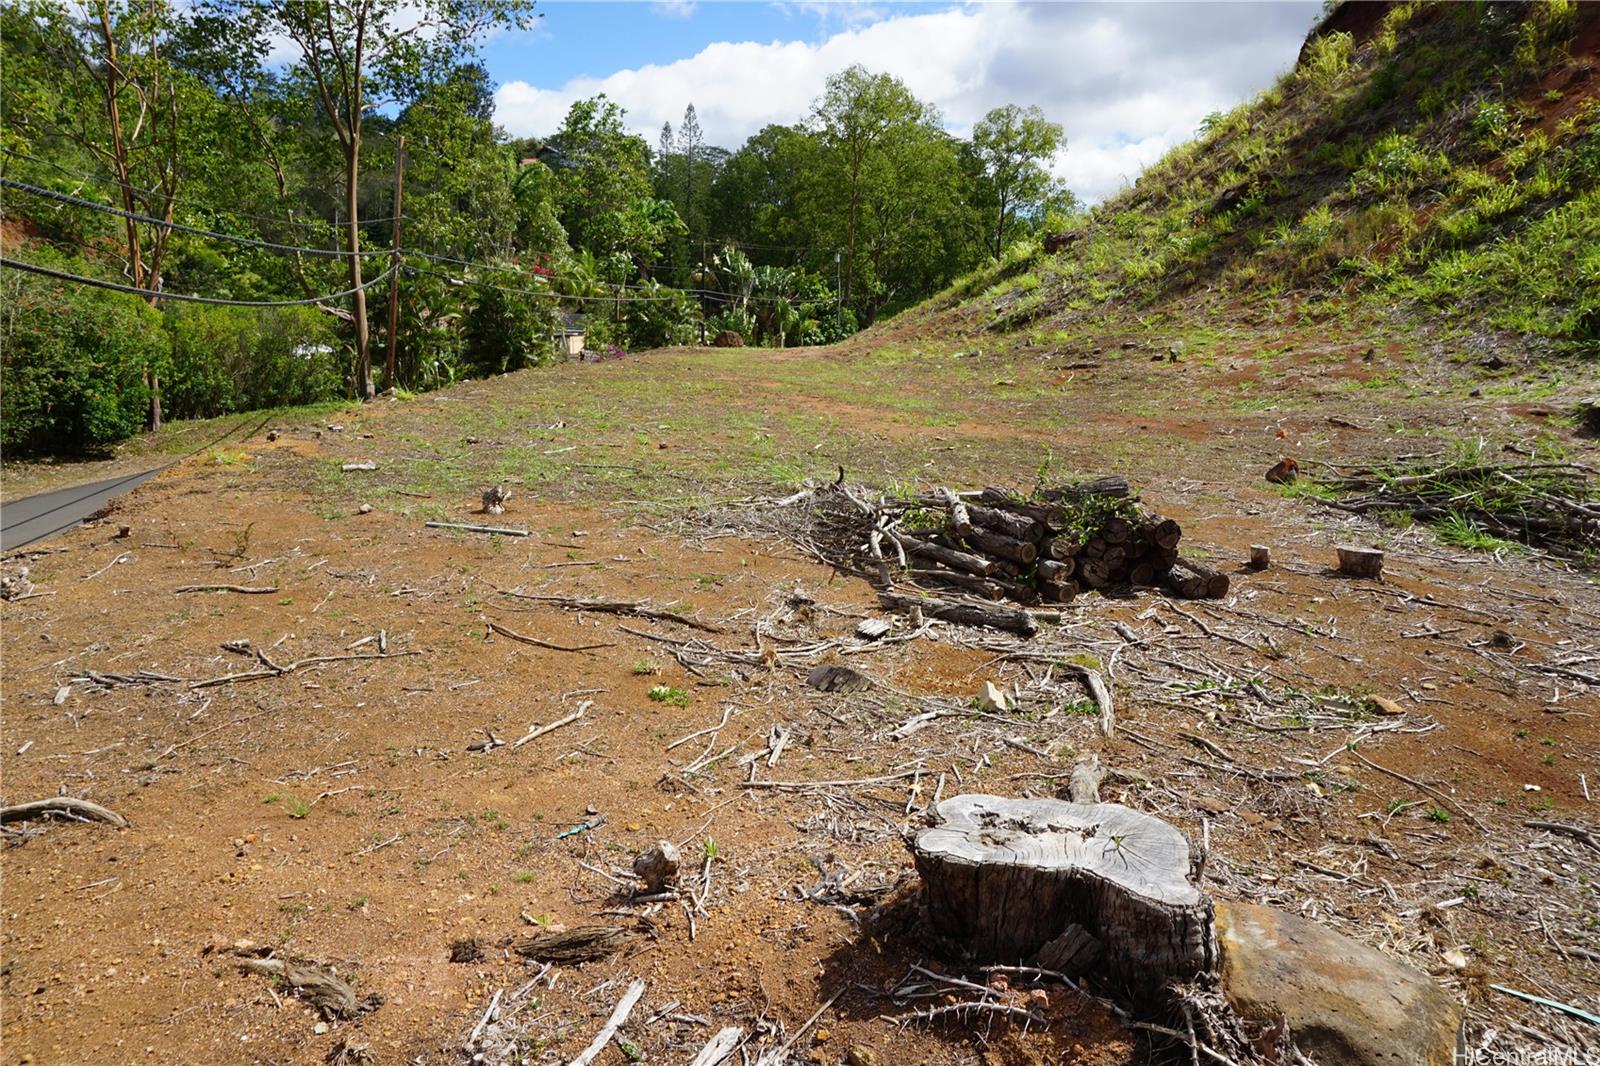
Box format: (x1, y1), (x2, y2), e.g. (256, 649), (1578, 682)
(1215, 901), (1462, 1066)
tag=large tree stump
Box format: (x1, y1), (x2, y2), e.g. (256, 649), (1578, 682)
(913, 794), (1215, 1004)
(1336, 545), (1384, 579)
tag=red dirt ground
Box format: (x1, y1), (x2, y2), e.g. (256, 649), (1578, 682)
(3, 322), (1597, 1064)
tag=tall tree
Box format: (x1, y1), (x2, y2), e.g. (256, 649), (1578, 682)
(210, 0), (536, 398)
(678, 102), (705, 244)
(810, 66), (930, 306)
(549, 95), (653, 249)
(710, 123), (816, 259)
(9, 1), (185, 427)
(970, 104), (1064, 257)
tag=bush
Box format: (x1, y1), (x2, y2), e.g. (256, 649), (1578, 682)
(626, 283), (701, 348)
(461, 268), (559, 377)
(163, 305), (342, 418)
(1, 263), (166, 455)
(798, 306), (857, 346)
(705, 307), (756, 345)
(1298, 31), (1355, 89)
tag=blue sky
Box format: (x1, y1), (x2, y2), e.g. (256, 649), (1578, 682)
(479, 2), (856, 84)
(478, 2), (1322, 202)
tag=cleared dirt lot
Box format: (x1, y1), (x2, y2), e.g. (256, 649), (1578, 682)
(3, 315), (1597, 1063)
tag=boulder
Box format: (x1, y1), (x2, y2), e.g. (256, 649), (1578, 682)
(1215, 900), (1462, 1066)
(711, 330), (745, 348)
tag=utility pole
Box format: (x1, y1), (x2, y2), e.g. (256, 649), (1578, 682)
(834, 250), (842, 334)
(384, 134), (406, 393)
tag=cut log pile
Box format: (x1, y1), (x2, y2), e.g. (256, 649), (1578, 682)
(875, 475), (1227, 607)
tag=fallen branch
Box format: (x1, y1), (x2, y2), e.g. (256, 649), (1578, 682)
(487, 621), (614, 654)
(497, 591), (723, 633)
(156, 707), (277, 759)
(424, 521), (531, 537)
(667, 706), (735, 751)
(511, 702), (591, 748)
(173, 584), (279, 595)
(568, 978), (646, 1066)
(1065, 665), (1115, 738)
(1348, 749), (1486, 831)
(743, 769), (922, 792)
(190, 650), (418, 690)
(689, 1027), (744, 1066)
(83, 552), (133, 581)
(0, 796), (128, 828)
(754, 987), (845, 1066)
(883, 1000), (1045, 1027)
(879, 591), (1036, 637)
(464, 987), (503, 1051)
(236, 954), (376, 1020)
(1523, 819), (1600, 853)
(1125, 1019), (1242, 1066)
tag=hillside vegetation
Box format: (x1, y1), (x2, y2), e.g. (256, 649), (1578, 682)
(933, 0), (1599, 357)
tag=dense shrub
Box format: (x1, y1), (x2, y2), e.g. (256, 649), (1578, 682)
(162, 305), (342, 419)
(1, 264), (166, 455)
(461, 270), (560, 376)
(704, 307), (756, 346)
(627, 283), (702, 348)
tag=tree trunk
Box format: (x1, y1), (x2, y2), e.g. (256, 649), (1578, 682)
(964, 527), (1036, 565)
(94, 4), (160, 430)
(879, 591), (1036, 637)
(1164, 556), (1231, 599)
(347, 136), (372, 400)
(913, 794), (1215, 1005)
(891, 532), (999, 577)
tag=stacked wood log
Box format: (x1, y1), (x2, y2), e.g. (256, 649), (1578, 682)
(880, 476), (1226, 605)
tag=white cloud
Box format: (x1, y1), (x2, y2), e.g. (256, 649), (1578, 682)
(650, 1), (697, 19)
(494, 1), (1318, 203)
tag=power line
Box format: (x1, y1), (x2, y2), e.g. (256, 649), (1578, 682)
(406, 262), (682, 304)
(405, 249), (810, 308)
(407, 248), (681, 294)
(0, 256), (395, 306)
(0, 178), (390, 258)
(0, 147), (406, 228)
(406, 261), (813, 310)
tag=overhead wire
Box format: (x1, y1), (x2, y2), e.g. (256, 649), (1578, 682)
(0, 147), (406, 227)
(400, 249), (824, 305)
(0, 177), (390, 257)
(406, 261), (808, 309)
(405, 262), (682, 304)
(0, 256), (396, 306)
(2, 172), (821, 310)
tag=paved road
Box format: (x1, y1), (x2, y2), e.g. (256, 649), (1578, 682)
(1, 467), (166, 551)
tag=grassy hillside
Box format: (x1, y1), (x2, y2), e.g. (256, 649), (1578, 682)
(933, 0), (1599, 357)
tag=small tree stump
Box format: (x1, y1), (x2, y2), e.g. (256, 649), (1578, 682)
(633, 840), (681, 893)
(481, 484), (511, 515)
(1576, 397), (1599, 435)
(913, 794), (1215, 1003)
(1248, 545), (1271, 570)
(1335, 545), (1384, 579)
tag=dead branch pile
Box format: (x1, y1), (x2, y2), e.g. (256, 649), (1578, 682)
(734, 476), (1223, 630)
(1310, 456), (1599, 558)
